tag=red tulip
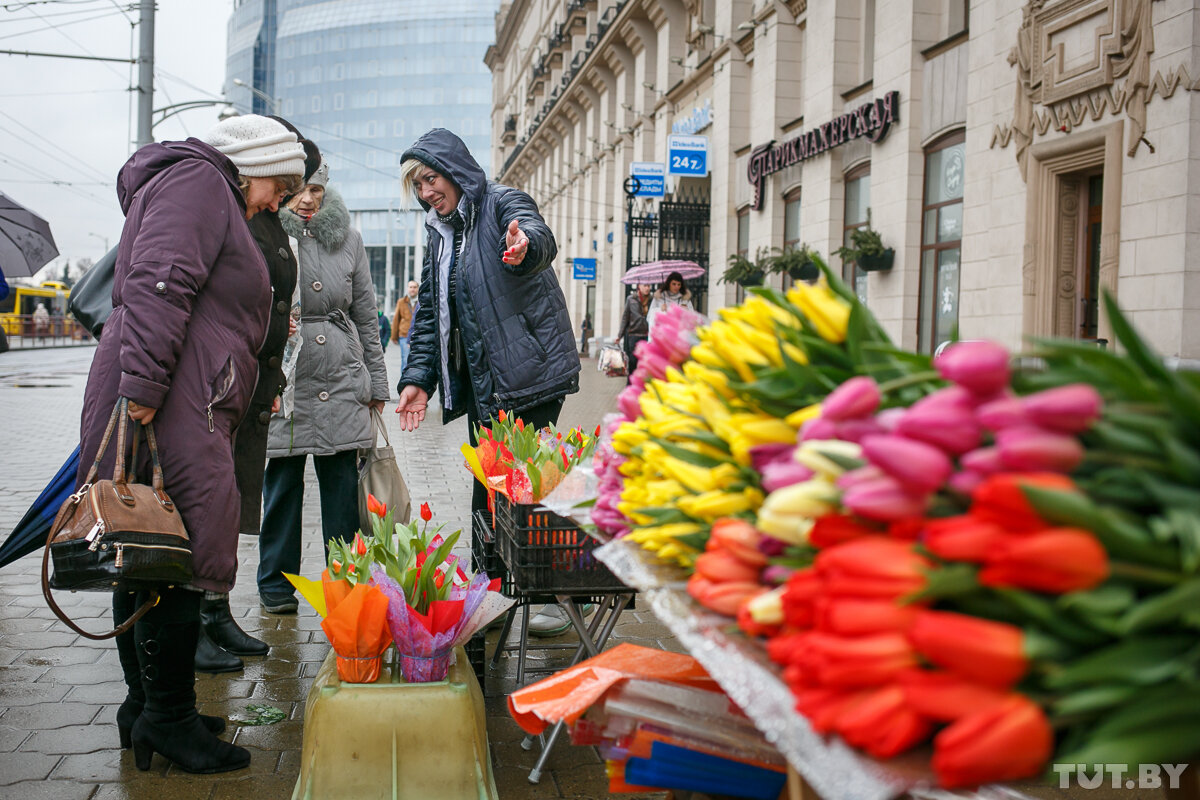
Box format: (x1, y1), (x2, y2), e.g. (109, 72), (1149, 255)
(816, 537), (931, 600)
(515, 418), (525, 431)
(836, 685), (932, 758)
(970, 472), (1075, 533)
(821, 376), (881, 421)
(996, 425), (1084, 473)
(935, 341), (1011, 396)
(908, 610), (1028, 688)
(899, 670), (1010, 721)
(694, 550), (761, 584)
(932, 694), (1054, 788)
(1021, 384), (1103, 433)
(498, 409), (507, 422)
(708, 518), (768, 567)
(420, 502), (433, 522)
(781, 568), (821, 629)
(922, 515), (1007, 562)
(767, 631), (807, 666)
(815, 597), (919, 636)
(737, 602), (781, 639)
(366, 493), (386, 519)
(808, 514), (878, 549)
(794, 687), (871, 734)
(861, 434), (953, 493)
(354, 534), (367, 556)
(886, 517), (924, 541)
(794, 631), (918, 688)
(980, 528), (1109, 593)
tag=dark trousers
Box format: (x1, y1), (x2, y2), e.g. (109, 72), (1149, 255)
(624, 335), (646, 385)
(257, 449), (359, 596)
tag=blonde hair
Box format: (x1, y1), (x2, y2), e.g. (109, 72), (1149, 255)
(399, 157), (426, 210)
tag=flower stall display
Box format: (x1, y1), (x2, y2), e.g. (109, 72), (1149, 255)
(591, 258), (1200, 794)
(462, 412), (599, 506)
(288, 496), (514, 683)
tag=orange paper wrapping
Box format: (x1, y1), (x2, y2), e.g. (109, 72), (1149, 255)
(507, 643), (719, 735)
(321, 569), (353, 614)
(320, 581), (391, 683)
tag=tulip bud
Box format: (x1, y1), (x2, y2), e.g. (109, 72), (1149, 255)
(761, 564), (795, 585)
(961, 446), (1004, 475)
(979, 527), (1109, 593)
(947, 470), (985, 495)
(894, 403), (982, 455)
(748, 442), (796, 473)
(835, 465), (885, 491)
(799, 416), (838, 442)
(1021, 384), (1103, 433)
(842, 476), (929, 522)
(922, 515), (1007, 562)
(617, 385), (642, 420)
(833, 418), (887, 444)
(908, 610), (1028, 688)
(708, 518), (768, 567)
(821, 376), (881, 421)
(795, 439), (862, 480)
(935, 341), (1011, 396)
(862, 435), (953, 493)
(931, 694), (1053, 788)
(899, 670), (1009, 722)
(815, 536), (931, 599)
(875, 407), (905, 431)
(761, 460), (816, 493)
(836, 685), (932, 759)
(815, 596), (920, 636)
(745, 585), (785, 624)
(975, 395), (1026, 431)
(695, 549), (761, 584)
(996, 425), (1084, 473)
(808, 513), (879, 548)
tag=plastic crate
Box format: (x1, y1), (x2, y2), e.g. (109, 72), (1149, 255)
(494, 495), (628, 595)
(464, 633), (487, 686)
(470, 510), (506, 585)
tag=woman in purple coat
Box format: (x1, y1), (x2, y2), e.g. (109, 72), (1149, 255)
(76, 115), (305, 774)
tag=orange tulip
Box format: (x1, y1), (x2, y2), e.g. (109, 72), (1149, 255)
(794, 687), (871, 734)
(814, 597), (920, 636)
(980, 528), (1109, 593)
(498, 409), (507, 422)
(366, 493), (387, 519)
(922, 515), (1008, 562)
(835, 685), (932, 759)
(354, 534), (367, 556)
(694, 550), (761, 584)
(707, 518), (768, 567)
(516, 418), (525, 431)
(907, 610), (1028, 688)
(691, 580), (764, 617)
(794, 631), (918, 688)
(932, 694), (1053, 788)
(970, 472), (1076, 533)
(899, 669), (1010, 722)
(816, 537), (931, 600)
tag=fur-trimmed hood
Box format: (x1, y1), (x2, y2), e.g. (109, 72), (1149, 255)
(280, 187), (349, 252)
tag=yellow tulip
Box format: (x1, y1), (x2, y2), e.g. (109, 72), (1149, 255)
(682, 361), (733, 397)
(676, 488), (762, 520)
(746, 586), (785, 625)
(761, 478), (839, 518)
(785, 403), (823, 428)
(656, 457), (719, 493)
(794, 439), (863, 480)
(787, 283), (851, 344)
(734, 414), (799, 445)
(756, 506), (815, 545)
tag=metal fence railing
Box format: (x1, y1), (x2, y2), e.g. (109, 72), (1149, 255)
(1, 315), (94, 349)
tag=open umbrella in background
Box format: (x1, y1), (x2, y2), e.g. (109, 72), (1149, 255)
(620, 259), (705, 286)
(0, 448), (80, 568)
(0, 189), (59, 279)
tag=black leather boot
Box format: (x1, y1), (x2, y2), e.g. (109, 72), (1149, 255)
(131, 588), (250, 774)
(114, 592), (224, 748)
(200, 596), (268, 656)
(195, 626), (244, 674)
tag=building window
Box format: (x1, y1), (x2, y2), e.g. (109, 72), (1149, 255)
(782, 189), (802, 289)
(918, 131), (965, 354)
(948, 0), (968, 35)
(366, 151), (376, 168)
(331, 63), (344, 80)
(366, 120), (378, 137)
(1081, 174), (1104, 341)
(861, 0), (876, 84)
(735, 208), (750, 303)
(333, 93), (343, 110)
(842, 166), (871, 304)
(311, 95), (321, 113)
(393, 119), (405, 137)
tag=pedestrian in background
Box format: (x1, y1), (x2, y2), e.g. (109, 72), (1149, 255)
(580, 313), (593, 357)
(391, 278), (418, 371)
(393, 128), (580, 636)
(616, 283), (652, 383)
(647, 270), (693, 332)
(196, 120), (322, 675)
(33, 302), (49, 342)
(378, 309), (391, 353)
(81, 114), (306, 774)
(257, 160), (390, 614)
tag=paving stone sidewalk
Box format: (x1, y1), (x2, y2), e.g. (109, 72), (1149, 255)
(0, 345), (674, 799)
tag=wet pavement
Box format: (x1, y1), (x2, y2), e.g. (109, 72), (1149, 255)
(0, 344), (675, 799)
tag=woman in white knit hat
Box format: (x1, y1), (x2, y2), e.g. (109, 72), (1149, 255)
(80, 114), (304, 776)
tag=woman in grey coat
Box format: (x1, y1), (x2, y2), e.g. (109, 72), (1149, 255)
(256, 162), (389, 612)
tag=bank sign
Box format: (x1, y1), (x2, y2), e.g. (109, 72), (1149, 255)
(667, 135), (708, 176)
(748, 90), (900, 210)
(629, 162), (666, 197)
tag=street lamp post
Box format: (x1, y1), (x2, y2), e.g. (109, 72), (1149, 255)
(151, 100), (238, 131)
(233, 79), (280, 115)
(88, 233), (109, 252)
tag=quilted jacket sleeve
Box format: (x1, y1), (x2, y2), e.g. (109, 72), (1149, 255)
(493, 186), (556, 277)
(398, 241), (440, 397)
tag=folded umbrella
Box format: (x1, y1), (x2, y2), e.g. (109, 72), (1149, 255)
(0, 190), (59, 279)
(0, 447), (80, 568)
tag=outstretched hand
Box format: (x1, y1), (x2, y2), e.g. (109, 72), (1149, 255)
(503, 218), (528, 266)
(394, 385), (428, 431)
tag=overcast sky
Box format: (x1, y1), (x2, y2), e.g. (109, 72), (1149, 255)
(1, 0), (234, 281)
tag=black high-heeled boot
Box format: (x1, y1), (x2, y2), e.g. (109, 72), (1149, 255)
(113, 591), (225, 748)
(130, 588), (250, 774)
(200, 596), (268, 656)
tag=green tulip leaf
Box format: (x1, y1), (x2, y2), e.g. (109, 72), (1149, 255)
(1148, 509), (1200, 574)
(1054, 718), (1200, 771)
(1120, 578), (1200, 633)
(1058, 584), (1136, 617)
(1043, 636), (1197, 689)
(1051, 683), (1142, 717)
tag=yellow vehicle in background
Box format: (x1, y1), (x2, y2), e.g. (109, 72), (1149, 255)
(0, 281), (72, 337)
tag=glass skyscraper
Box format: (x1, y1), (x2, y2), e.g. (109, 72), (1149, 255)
(225, 0), (501, 309)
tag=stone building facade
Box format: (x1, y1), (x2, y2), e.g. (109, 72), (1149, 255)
(486, 0), (1200, 358)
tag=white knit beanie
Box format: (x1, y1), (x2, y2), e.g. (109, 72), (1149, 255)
(202, 114), (306, 178)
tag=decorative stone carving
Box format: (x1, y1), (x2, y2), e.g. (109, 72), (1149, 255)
(997, 0), (1170, 176)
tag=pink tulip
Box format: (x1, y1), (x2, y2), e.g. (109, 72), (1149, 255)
(960, 447), (1003, 475)
(842, 476), (930, 522)
(894, 404), (982, 455)
(876, 408), (906, 431)
(836, 465), (885, 491)
(762, 564), (796, 585)
(761, 461), (817, 493)
(1021, 384), (1103, 433)
(617, 385), (642, 420)
(996, 426), (1084, 473)
(976, 395), (1027, 431)
(834, 418), (888, 444)
(948, 470), (986, 495)
(750, 443), (797, 473)
(935, 341), (1011, 396)
(861, 435), (953, 494)
(800, 416), (838, 442)
(823, 376), (882, 421)
(914, 385), (978, 413)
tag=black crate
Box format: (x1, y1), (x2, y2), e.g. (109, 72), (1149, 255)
(494, 495), (628, 595)
(470, 510), (506, 585)
(464, 633), (487, 686)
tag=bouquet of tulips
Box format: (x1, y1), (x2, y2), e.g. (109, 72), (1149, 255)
(607, 257), (1200, 788)
(462, 409), (599, 505)
(297, 496), (515, 683)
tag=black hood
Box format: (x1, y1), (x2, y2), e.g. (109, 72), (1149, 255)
(116, 138), (243, 216)
(400, 128), (487, 211)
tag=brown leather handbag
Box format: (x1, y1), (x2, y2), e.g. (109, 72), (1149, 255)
(41, 398), (193, 640)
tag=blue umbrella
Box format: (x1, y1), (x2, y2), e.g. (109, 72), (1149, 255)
(0, 447), (80, 568)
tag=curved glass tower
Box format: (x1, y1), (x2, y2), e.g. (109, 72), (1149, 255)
(226, 0), (500, 309)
